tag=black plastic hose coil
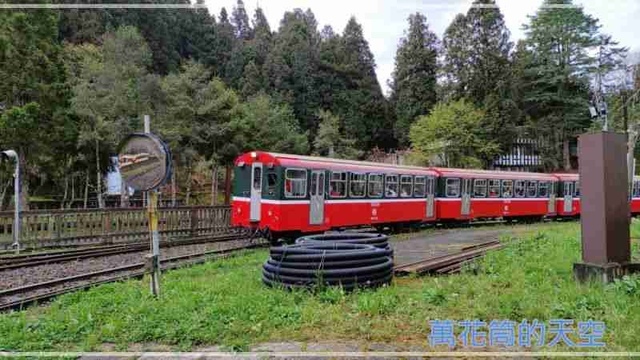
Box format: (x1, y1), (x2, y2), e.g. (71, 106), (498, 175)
(296, 232), (393, 258)
(262, 242), (394, 290)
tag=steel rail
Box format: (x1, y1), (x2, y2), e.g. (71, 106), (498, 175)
(393, 241), (503, 276)
(0, 233), (248, 270)
(0, 242), (266, 312)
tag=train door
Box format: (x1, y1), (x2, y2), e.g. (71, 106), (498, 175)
(250, 162), (262, 222)
(461, 178), (472, 216)
(426, 177), (435, 218)
(309, 170), (325, 225)
(548, 181), (556, 214)
(563, 181), (573, 213)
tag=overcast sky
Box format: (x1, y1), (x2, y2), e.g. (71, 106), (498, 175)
(205, 0), (639, 94)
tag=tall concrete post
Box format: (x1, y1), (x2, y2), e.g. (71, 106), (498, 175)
(574, 131), (640, 283)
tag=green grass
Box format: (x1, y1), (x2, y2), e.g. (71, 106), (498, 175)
(1, 221), (640, 352)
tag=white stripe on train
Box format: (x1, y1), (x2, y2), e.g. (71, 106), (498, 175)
(231, 196), (585, 205)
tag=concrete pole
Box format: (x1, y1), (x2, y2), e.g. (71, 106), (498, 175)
(2, 150), (20, 254)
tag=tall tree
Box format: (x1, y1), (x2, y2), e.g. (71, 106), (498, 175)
(520, 0), (602, 170)
(441, 14), (470, 100)
(389, 13), (438, 148)
(0, 8), (69, 209)
(334, 17), (392, 150)
(214, 7), (236, 78)
(252, 7), (272, 65)
(441, 0), (516, 164)
(236, 7), (273, 98)
(264, 9), (321, 137)
(231, 0), (253, 40)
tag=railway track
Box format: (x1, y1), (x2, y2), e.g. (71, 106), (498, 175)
(393, 239), (503, 275)
(0, 242), (267, 312)
(0, 233), (252, 271)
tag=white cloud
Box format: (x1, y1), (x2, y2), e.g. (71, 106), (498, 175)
(205, 0), (639, 95)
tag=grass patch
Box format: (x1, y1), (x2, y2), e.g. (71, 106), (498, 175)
(1, 222), (639, 352)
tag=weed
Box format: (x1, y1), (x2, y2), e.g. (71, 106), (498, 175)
(0, 222), (639, 351)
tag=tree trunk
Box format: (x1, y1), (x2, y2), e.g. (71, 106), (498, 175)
(211, 165), (218, 206)
(0, 179), (11, 211)
(70, 174), (76, 209)
(562, 138), (571, 171)
(185, 173), (191, 206)
(18, 150), (29, 211)
(61, 174), (68, 210)
(84, 169), (89, 209)
(171, 170), (176, 207)
(224, 165), (232, 205)
(95, 138), (104, 209)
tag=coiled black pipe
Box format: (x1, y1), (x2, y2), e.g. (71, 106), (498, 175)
(262, 242), (393, 290)
(295, 233), (393, 257)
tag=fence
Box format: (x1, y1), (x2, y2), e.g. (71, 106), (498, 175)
(0, 206), (232, 250)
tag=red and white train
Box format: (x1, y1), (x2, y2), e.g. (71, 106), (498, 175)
(231, 151), (637, 241)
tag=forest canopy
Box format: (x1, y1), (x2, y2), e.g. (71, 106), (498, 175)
(0, 0), (636, 208)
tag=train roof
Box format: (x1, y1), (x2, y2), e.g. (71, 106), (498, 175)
(235, 151), (596, 182)
(432, 167), (557, 181)
(235, 151), (438, 175)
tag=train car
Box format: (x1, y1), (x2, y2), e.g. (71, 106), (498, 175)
(552, 173), (580, 217)
(431, 168), (558, 221)
(231, 151), (438, 240)
(630, 176), (640, 215)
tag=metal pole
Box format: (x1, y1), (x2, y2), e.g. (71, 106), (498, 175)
(148, 190), (160, 296)
(13, 154), (19, 254)
(143, 115), (150, 208)
(144, 115), (160, 297)
(2, 150), (20, 254)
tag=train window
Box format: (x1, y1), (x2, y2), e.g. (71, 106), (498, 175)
(526, 181), (537, 198)
(488, 180), (500, 198)
(564, 182), (573, 196)
(385, 175), (399, 197)
(350, 173), (366, 198)
(446, 178), (460, 198)
(310, 173), (317, 196)
(318, 173), (325, 196)
(634, 181), (640, 197)
(329, 172), (347, 198)
(266, 172), (277, 195)
(538, 182), (549, 198)
(253, 167), (262, 190)
(574, 181), (580, 197)
(284, 169), (307, 198)
(502, 180), (513, 198)
(368, 174), (383, 198)
(400, 175), (413, 197)
(515, 180), (526, 198)
(414, 176), (426, 197)
(473, 179), (487, 198)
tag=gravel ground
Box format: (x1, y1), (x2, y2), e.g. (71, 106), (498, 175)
(0, 238), (264, 290)
(390, 224), (535, 266)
